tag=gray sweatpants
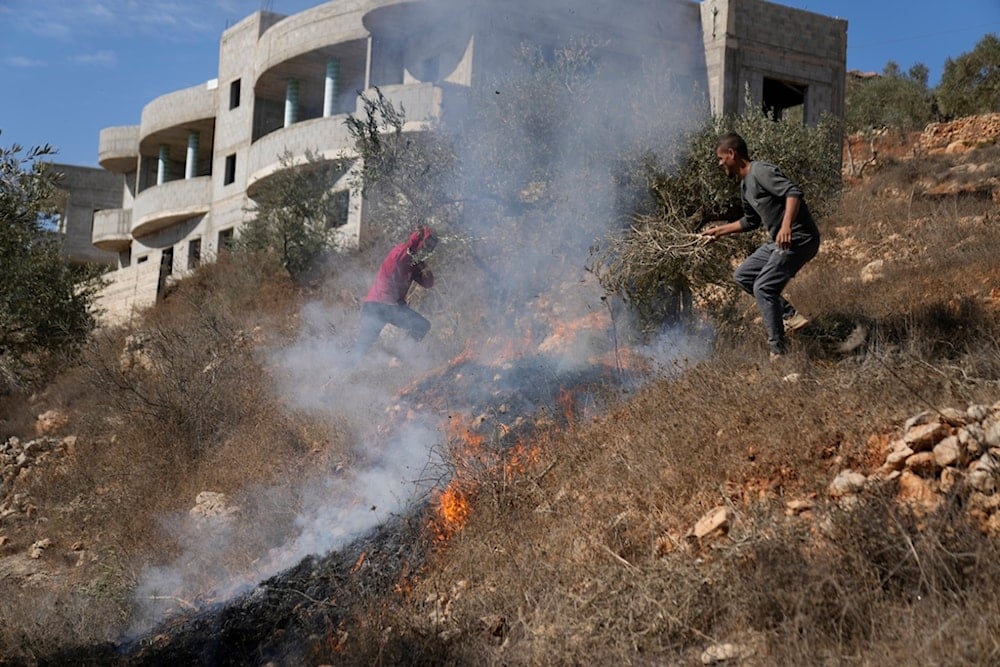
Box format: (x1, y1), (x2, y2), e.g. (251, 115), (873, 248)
(734, 237), (820, 353)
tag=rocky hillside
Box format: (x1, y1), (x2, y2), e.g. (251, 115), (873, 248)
(2, 122), (999, 665)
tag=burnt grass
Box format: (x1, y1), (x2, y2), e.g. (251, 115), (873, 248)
(42, 513), (430, 666)
(39, 354), (630, 666)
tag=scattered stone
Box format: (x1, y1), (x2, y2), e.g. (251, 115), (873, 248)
(34, 410), (69, 436)
(897, 471), (939, 512)
(29, 538), (52, 559)
(785, 498), (815, 516)
(689, 506), (730, 540)
(933, 436), (962, 468)
(968, 404), (991, 422)
(905, 451), (940, 477)
(939, 467), (962, 494)
(968, 455), (999, 495)
(903, 421), (949, 452)
(189, 491), (240, 523)
(884, 445), (914, 471)
(700, 642), (753, 664)
(860, 259), (885, 284)
(829, 470), (867, 498)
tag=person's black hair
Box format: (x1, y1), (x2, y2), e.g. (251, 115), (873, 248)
(717, 132), (750, 159)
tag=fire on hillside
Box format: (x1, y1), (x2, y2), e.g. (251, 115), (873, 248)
(53, 302), (675, 664)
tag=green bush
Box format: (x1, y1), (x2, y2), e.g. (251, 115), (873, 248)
(0, 140), (102, 390)
(240, 150), (353, 282)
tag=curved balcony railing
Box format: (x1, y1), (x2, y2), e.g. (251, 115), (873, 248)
(92, 208), (132, 251)
(98, 126), (140, 173)
(139, 82), (216, 143)
(246, 115), (357, 194)
(357, 82), (445, 125)
(255, 1), (373, 72)
(131, 176), (212, 237)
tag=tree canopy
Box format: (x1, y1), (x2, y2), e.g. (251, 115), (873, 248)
(0, 139), (101, 390)
(937, 33), (1000, 118)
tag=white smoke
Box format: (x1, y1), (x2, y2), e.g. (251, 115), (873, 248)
(130, 0), (711, 633)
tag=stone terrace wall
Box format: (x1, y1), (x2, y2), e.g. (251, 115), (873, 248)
(920, 113), (1000, 154)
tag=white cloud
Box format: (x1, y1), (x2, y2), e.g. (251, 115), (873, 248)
(69, 49), (118, 66)
(6, 0), (268, 41)
(3, 55), (45, 67)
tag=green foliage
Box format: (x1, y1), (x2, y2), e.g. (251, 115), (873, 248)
(240, 150), (352, 281)
(937, 33), (1000, 118)
(345, 89), (459, 245)
(590, 105), (842, 331)
(845, 61), (935, 133)
(0, 139), (100, 390)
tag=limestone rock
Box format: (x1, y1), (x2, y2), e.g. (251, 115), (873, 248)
(897, 471), (940, 513)
(689, 506), (730, 540)
(189, 491), (239, 523)
(932, 436), (962, 468)
(860, 259), (885, 284)
(903, 421), (949, 452)
(829, 470), (867, 498)
(35, 410), (69, 436)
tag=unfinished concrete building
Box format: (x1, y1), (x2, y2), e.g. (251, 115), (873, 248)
(68, 0), (845, 324)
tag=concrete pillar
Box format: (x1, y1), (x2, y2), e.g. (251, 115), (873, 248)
(323, 59), (340, 117)
(185, 131), (199, 179)
(284, 78), (299, 127)
(157, 145), (169, 186)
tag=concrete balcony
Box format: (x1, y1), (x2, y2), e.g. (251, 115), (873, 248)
(131, 176), (212, 238)
(98, 126), (140, 173)
(358, 82), (446, 125)
(92, 208), (132, 251)
(246, 115), (357, 195)
(139, 82), (217, 142)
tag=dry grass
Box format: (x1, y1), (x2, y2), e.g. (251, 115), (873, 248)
(3, 146), (1000, 664)
(331, 147), (1000, 665)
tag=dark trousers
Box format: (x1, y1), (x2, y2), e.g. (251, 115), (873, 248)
(352, 302), (431, 357)
(734, 237), (819, 353)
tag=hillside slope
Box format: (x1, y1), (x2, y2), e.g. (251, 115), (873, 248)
(2, 128), (999, 665)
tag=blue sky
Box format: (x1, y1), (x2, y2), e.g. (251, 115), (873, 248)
(0, 0), (996, 167)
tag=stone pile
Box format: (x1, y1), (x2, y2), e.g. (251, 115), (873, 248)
(1, 435), (75, 503)
(830, 400), (1000, 534)
(919, 113), (1000, 154)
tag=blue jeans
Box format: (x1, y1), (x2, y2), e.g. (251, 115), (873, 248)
(734, 237), (819, 353)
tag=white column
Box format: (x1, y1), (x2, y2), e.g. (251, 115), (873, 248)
(323, 59), (340, 117)
(185, 131), (199, 179)
(284, 78), (299, 127)
(156, 145), (169, 185)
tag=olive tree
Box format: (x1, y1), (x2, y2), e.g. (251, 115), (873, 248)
(845, 62), (935, 134)
(239, 150), (353, 281)
(589, 105), (842, 331)
(937, 34), (1000, 119)
(0, 139), (101, 390)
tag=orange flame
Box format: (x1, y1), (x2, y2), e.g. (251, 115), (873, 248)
(432, 480), (474, 541)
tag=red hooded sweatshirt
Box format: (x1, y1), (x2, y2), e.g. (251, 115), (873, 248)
(363, 227), (436, 305)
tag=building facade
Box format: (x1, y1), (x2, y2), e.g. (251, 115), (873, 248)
(63, 0), (845, 324)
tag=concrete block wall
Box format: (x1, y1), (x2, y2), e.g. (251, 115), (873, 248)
(95, 258), (161, 326)
(701, 0), (846, 123)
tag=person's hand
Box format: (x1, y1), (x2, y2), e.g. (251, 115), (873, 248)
(775, 224), (792, 249)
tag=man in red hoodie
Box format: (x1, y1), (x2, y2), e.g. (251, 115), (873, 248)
(352, 226), (438, 358)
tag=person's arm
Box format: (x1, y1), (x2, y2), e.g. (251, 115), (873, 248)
(411, 261), (434, 288)
(775, 196), (800, 249)
(700, 220), (745, 243)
